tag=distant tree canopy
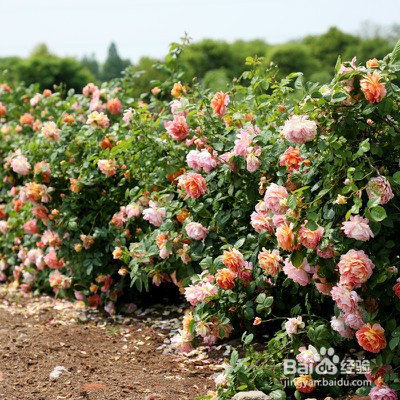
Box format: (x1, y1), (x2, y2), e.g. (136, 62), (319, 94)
(0, 26), (398, 95)
(101, 42), (131, 81)
(0, 43), (94, 91)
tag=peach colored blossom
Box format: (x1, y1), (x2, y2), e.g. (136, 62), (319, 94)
(222, 248), (245, 273)
(210, 92), (230, 116)
(179, 173), (207, 199)
(298, 223), (324, 250)
(276, 222), (296, 252)
(338, 249), (374, 288)
(215, 268), (236, 290)
(356, 323), (387, 353)
(360, 71), (386, 103)
(258, 248), (282, 276)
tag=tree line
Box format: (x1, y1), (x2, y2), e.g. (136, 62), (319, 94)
(1, 25), (399, 95)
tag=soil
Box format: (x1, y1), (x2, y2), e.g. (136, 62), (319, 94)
(0, 287), (220, 400)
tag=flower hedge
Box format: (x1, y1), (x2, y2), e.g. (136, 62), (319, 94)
(1, 39), (400, 399)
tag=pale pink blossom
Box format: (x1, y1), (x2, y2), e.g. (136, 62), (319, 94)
(296, 345), (320, 366)
(330, 315), (354, 339)
(0, 220), (8, 235)
(143, 201), (166, 227)
(285, 316), (305, 336)
(366, 176), (394, 205)
(11, 154), (31, 175)
(23, 219), (39, 235)
(44, 247), (65, 269)
(98, 160), (118, 177)
(185, 222), (209, 240)
(250, 211), (273, 233)
(283, 258), (313, 286)
(369, 385), (398, 400)
(344, 311), (364, 330)
(164, 115), (188, 141)
(41, 121), (61, 141)
(264, 183), (288, 214)
(125, 203), (143, 219)
(186, 149), (217, 173)
(331, 285), (361, 313)
(282, 115), (317, 144)
(171, 330), (194, 353)
(342, 215), (374, 241)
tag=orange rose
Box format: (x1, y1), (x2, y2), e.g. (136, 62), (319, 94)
(171, 81), (185, 98)
(276, 222), (297, 252)
(279, 146), (304, 172)
(393, 282), (400, 298)
(215, 268), (236, 290)
(360, 71), (386, 103)
(210, 92), (230, 116)
(179, 173), (207, 199)
(293, 375), (315, 393)
(20, 113), (34, 126)
(222, 248), (245, 273)
(366, 58), (379, 69)
(356, 323), (387, 353)
(176, 209), (190, 223)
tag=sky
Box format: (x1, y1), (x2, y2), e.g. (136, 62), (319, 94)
(1, 0), (400, 62)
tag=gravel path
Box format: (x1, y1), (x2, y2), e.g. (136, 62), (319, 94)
(0, 287), (220, 400)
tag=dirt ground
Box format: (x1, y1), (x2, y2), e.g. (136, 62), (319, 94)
(0, 287), (220, 400)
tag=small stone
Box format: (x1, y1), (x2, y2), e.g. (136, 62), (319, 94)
(232, 391), (271, 400)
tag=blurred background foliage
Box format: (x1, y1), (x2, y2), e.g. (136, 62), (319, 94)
(1, 24), (399, 95)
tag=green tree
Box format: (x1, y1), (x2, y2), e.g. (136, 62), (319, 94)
(101, 42), (131, 81)
(81, 53), (100, 80)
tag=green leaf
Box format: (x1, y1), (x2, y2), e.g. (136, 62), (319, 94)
(269, 390), (287, 400)
(393, 171), (400, 185)
(390, 38), (400, 65)
(305, 220), (318, 231)
(287, 194), (297, 210)
(234, 237), (246, 249)
(243, 333), (254, 345)
(370, 206), (387, 222)
(290, 250), (305, 268)
(389, 336), (399, 350)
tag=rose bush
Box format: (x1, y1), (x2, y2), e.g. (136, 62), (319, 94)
(1, 37), (400, 399)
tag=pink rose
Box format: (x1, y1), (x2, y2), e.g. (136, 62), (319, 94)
(44, 247), (65, 269)
(342, 215), (374, 241)
(330, 315), (354, 339)
(264, 183), (288, 214)
(11, 154), (31, 175)
(250, 211), (273, 233)
(98, 160), (118, 177)
(164, 115), (188, 141)
(41, 121), (60, 141)
(23, 219), (39, 235)
(142, 202), (166, 227)
(367, 176), (394, 205)
(344, 311), (364, 330)
(282, 115), (317, 144)
(285, 316), (305, 336)
(369, 385), (398, 400)
(331, 285), (361, 313)
(126, 203), (143, 219)
(298, 222), (324, 250)
(185, 222), (209, 240)
(338, 249), (375, 288)
(283, 257), (312, 286)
